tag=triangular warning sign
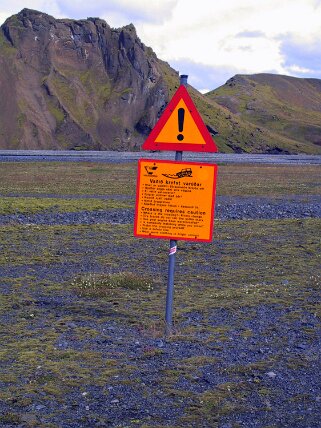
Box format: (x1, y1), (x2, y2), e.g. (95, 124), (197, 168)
(142, 85), (218, 152)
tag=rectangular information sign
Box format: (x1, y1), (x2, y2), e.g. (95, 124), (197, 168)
(134, 159), (218, 242)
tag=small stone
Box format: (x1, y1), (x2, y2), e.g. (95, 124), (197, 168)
(20, 414), (39, 424)
(155, 339), (164, 348)
(111, 399), (119, 404)
(85, 405), (90, 411)
(266, 371), (277, 379)
(81, 392), (88, 396)
(264, 399), (272, 408)
(66, 322), (77, 329)
(35, 404), (46, 410)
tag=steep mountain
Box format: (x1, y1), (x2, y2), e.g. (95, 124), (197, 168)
(0, 8), (173, 150)
(0, 9), (320, 154)
(206, 74), (321, 154)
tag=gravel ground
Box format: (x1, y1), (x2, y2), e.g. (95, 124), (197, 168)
(1, 194), (320, 427)
(1, 151), (321, 164)
(0, 195), (320, 225)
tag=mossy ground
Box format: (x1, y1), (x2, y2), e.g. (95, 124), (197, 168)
(0, 162), (320, 427)
(0, 162), (320, 197)
(0, 196), (131, 215)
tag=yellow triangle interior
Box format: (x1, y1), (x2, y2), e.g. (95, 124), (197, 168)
(155, 99), (205, 144)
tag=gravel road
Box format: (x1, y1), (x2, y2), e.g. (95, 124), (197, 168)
(1, 150), (321, 164)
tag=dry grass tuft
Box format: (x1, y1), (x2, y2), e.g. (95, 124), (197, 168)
(72, 271), (154, 297)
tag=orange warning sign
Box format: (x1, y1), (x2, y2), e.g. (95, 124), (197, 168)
(134, 159), (218, 242)
(142, 85), (218, 152)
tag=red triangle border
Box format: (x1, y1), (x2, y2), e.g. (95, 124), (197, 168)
(142, 85), (218, 152)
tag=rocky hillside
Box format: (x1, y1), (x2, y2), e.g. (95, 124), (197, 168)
(0, 9), (173, 150)
(0, 9), (320, 154)
(206, 74), (321, 154)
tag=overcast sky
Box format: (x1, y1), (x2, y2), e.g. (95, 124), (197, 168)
(1, 0), (321, 92)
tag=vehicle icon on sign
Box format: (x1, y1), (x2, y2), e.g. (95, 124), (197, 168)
(162, 168), (193, 179)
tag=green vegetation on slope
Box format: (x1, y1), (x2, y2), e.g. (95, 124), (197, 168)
(0, 30), (16, 56)
(207, 74), (321, 154)
(158, 63), (313, 154)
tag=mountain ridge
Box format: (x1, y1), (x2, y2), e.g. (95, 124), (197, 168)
(206, 73), (321, 152)
(0, 9), (320, 154)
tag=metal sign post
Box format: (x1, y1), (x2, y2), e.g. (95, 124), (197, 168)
(135, 73), (218, 337)
(165, 75), (186, 335)
(165, 149), (182, 335)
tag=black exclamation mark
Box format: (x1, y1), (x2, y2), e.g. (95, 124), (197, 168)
(177, 108), (185, 141)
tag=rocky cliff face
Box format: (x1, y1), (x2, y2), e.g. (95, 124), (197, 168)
(0, 8), (172, 150)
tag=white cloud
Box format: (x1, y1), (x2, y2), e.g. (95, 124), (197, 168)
(0, 0), (321, 89)
(288, 65), (314, 74)
(58, 0), (177, 25)
(136, 0), (321, 86)
(0, 0), (63, 23)
(0, 0), (177, 25)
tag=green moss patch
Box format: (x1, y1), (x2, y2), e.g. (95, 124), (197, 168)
(0, 196), (132, 215)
